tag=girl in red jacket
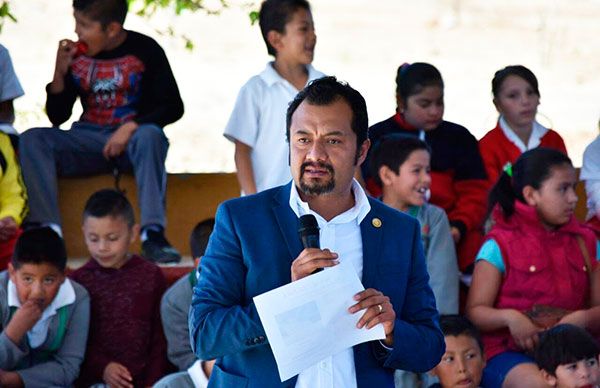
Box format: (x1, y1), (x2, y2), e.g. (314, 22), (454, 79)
(466, 148), (600, 388)
(479, 65), (567, 187)
(362, 62), (488, 271)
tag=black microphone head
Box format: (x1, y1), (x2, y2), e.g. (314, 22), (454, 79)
(298, 214), (320, 249)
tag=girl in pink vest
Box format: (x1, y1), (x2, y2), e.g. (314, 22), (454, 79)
(466, 148), (600, 388)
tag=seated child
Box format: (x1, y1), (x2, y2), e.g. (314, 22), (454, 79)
(371, 135), (460, 388)
(224, 0), (324, 195)
(535, 324), (600, 388)
(479, 65), (567, 187)
(0, 227), (90, 387)
(429, 315), (485, 388)
(19, 0), (184, 263)
(70, 189), (168, 387)
(0, 132), (27, 271)
(361, 62), (488, 271)
(466, 148), (600, 388)
(155, 218), (216, 388)
(370, 135), (459, 315)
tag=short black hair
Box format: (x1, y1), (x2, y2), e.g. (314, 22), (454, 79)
(83, 189), (135, 228)
(259, 0), (311, 56)
(73, 0), (128, 27)
(286, 76), (368, 154)
(13, 227), (67, 272)
(190, 218), (215, 258)
(492, 65), (540, 99)
(439, 315), (484, 354)
(369, 135), (430, 187)
(396, 62), (444, 102)
(535, 324), (600, 375)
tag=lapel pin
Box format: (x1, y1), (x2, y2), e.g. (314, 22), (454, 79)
(372, 218), (382, 228)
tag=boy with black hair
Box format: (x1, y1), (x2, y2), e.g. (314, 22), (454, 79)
(0, 227), (90, 387)
(155, 218), (216, 388)
(224, 0), (324, 195)
(535, 324), (600, 388)
(429, 315), (485, 388)
(371, 135), (459, 315)
(19, 0), (184, 263)
(371, 136), (459, 388)
(70, 189), (168, 387)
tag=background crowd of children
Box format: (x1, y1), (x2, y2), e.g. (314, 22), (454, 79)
(1, 0), (600, 387)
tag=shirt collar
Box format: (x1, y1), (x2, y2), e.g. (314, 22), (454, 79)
(259, 62), (320, 88)
(8, 278), (76, 320)
(288, 179), (371, 226)
(499, 116), (548, 152)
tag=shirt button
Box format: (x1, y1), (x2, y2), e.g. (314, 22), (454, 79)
(529, 265), (536, 272)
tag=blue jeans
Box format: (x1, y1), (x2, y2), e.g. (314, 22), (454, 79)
(19, 122), (169, 227)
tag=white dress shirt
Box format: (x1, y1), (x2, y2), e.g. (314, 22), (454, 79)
(289, 179), (371, 388)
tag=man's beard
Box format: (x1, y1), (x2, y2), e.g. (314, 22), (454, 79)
(299, 161), (335, 196)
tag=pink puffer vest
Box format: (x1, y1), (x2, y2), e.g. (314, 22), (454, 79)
(482, 201), (597, 360)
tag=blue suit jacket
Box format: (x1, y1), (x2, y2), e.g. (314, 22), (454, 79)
(190, 183), (444, 388)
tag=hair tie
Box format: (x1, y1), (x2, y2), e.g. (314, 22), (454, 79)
(503, 162), (513, 177)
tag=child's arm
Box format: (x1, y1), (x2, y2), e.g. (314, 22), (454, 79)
(447, 132), (488, 241)
(0, 135), (27, 237)
(160, 277), (197, 370)
(14, 285), (90, 387)
(426, 209), (460, 314)
(234, 140), (257, 195)
(466, 260), (542, 351)
(131, 42), (183, 128)
(45, 40), (78, 127)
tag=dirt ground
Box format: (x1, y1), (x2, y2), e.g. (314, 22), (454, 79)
(3, 0), (600, 171)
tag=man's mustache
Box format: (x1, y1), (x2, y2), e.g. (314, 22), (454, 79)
(300, 161), (334, 175)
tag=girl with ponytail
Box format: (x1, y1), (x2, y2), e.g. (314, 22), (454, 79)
(466, 147), (600, 388)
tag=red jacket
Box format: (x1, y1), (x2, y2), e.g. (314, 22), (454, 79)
(481, 202), (596, 360)
(479, 122), (567, 187)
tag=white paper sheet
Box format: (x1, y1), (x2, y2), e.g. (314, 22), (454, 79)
(254, 260), (386, 382)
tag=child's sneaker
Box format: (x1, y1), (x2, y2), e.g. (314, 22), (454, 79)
(142, 229), (181, 263)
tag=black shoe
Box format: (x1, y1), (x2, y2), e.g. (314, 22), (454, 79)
(141, 229), (181, 264)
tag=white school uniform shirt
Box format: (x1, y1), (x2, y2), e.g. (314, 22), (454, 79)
(289, 179), (371, 388)
(8, 278), (75, 348)
(224, 62), (325, 194)
(499, 115), (549, 152)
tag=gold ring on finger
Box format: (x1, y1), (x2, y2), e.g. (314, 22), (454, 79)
(377, 304), (383, 314)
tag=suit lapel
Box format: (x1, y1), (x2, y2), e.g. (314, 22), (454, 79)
(360, 200), (383, 288)
(272, 182), (303, 263)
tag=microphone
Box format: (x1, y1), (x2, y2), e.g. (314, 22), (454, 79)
(298, 214), (322, 274)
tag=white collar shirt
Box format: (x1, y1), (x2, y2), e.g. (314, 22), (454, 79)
(8, 278), (75, 348)
(289, 179), (371, 388)
(499, 115), (549, 153)
(224, 62), (325, 194)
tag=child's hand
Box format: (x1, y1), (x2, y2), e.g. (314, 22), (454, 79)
(4, 299), (43, 345)
(0, 370), (24, 387)
(103, 122), (138, 159)
(450, 226), (461, 243)
(54, 39), (76, 78)
(507, 311), (542, 351)
(103, 362), (133, 388)
(0, 216), (17, 242)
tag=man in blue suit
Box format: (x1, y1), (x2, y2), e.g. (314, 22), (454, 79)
(190, 76), (444, 387)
